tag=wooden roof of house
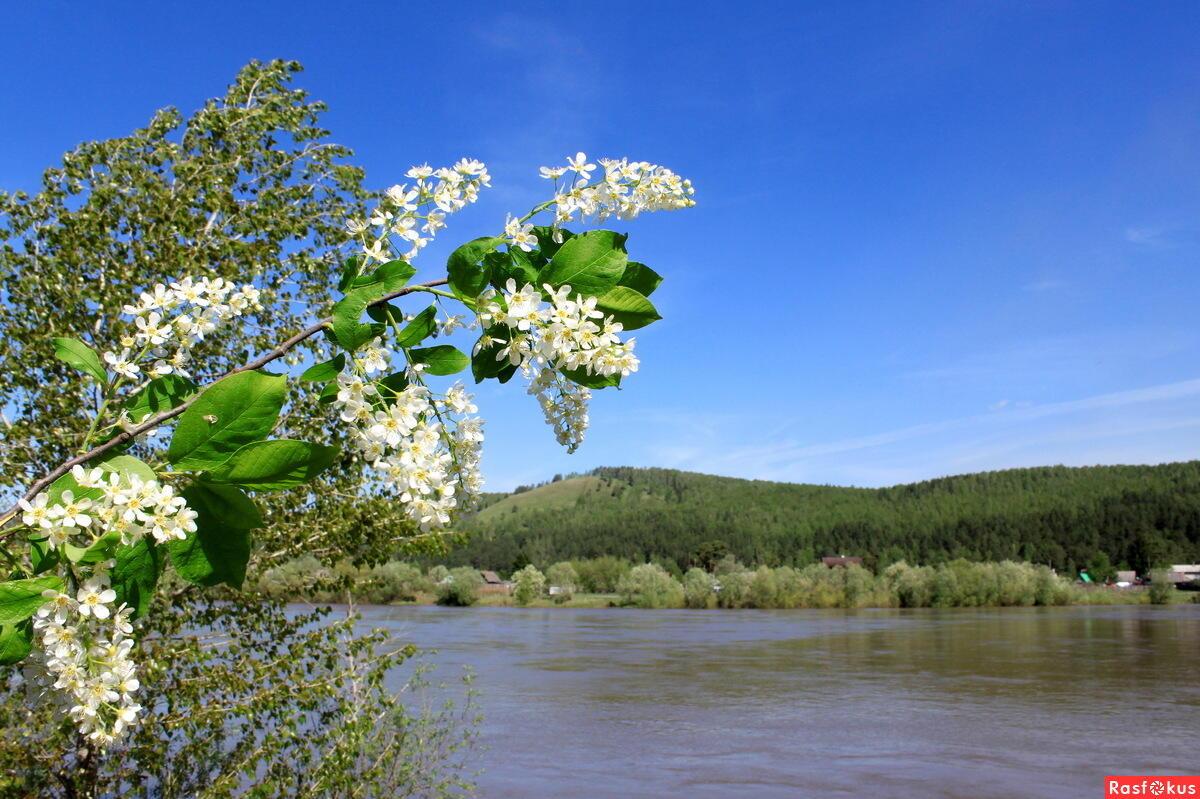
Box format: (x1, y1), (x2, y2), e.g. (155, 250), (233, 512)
(480, 570), (503, 584)
(821, 556), (863, 567)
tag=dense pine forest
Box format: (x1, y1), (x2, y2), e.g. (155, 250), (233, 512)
(449, 463), (1200, 577)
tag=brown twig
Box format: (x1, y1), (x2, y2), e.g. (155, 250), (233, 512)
(0, 278), (449, 535)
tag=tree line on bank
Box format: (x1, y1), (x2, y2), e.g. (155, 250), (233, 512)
(447, 463), (1200, 579)
(256, 554), (1182, 609)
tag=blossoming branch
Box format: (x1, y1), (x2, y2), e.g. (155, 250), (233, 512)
(0, 152), (695, 746)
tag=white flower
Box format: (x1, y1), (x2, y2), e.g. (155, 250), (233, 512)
(363, 239), (389, 263)
(51, 490), (93, 529)
(76, 580), (117, 620)
(504, 214), (538, 252)
(439, 314), (466, 335)
(38, 590), (75, 623)
(359, 339), (392, 376)
(70, 465), (105, 489)
(134, 312), (170, 346)
(169, 277), (209, 306)
(19, 493), (53, 529)
(102, 349), (141, 380)
(567, 152), (596, 180)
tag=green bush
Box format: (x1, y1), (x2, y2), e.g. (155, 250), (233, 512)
(546, 562), (579, 601)
(682, 567), (717, 608)
(361, 561), (431, 603)
(617, 564), (684, 608)
(512, 565), (546, 605)
(437, 567), (483, 607)
(715, 570), (754, 608)
(571, 556), (631, 593)
(1149, 571), (1175, 605)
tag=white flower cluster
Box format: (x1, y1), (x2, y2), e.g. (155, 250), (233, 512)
(34, 571), (140, 748)
(476, 279), (638, 451)
(349, 159), (491, 264)
(539, 153), (695, 225)
(332, 358), (484, 530)
(480, 280), (640, 379)
(106, 276), (263, 381)
(503, 213), (538, 252)
(528, 370), (590, 453)
(19, 465), (198, 550)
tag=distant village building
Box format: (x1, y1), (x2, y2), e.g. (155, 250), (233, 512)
(821, 556), (863, 568)
(1116, 570), (1137, 586)
(479, 570), (511, 596)
(1164, 565), (1200, 585)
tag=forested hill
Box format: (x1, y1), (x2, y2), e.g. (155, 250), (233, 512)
(453, 463), (1200, 575)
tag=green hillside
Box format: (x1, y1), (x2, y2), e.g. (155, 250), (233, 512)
(453, 463), (1200, 575)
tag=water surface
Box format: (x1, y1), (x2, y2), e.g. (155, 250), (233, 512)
(360, 605), (1200, 798)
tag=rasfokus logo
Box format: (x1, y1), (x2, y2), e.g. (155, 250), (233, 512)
(1106, 776), (1200, 797)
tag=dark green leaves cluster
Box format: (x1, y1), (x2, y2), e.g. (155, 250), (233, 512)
(331, 259), (416, 350)
(152, 370), (339, 594)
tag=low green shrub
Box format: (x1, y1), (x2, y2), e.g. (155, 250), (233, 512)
(437, 567), (484, 607)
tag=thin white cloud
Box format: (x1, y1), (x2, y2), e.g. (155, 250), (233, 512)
(1022, 278), (1066, 292)
(1125, 225), (1168, 247)
(652, 378), (1200, 486)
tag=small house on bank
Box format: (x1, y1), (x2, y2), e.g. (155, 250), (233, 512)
(821, 556), (863, 568)
(479, 570), (511, 596)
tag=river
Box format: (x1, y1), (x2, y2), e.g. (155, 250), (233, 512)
(361, 604), (1200, 798)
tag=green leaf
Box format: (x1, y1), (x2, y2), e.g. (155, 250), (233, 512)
(167, 483), (260, 588)
(366, 301), (406, 326)
(409, 345), (468, 376)
(337, 255), (361, 293)
(350, 259), (417, 292)
(110, 539), (160, 619)
(167, 371), (287, 471)
(562, 366), (621, 389)
(100, 455), (158, 483)
(373, 372), (410, 402)
(488, 248), (540, 290)
(64, 530), (122, 565)
(533, 226), (574, 260)
(317, 379), (340, 405)
(395, 305), (437, 347)
(0, 575), (65, 625)
(299, 353), (346, 383)
(595, 286), (661, 330)
(0, 621), (32, 665)
(447, 237), (503, 300)
(52, 337), (107, 383)
(617, 261), (663, 297)
(206, 440), (341, 491)
(539, 230), (628, 297)
(123, 374), (197, 423)
(332, 260), (416, 349)
(336, 322), (386, 352)
(471, 328), (518, 384)
(29, 537), (59, 575)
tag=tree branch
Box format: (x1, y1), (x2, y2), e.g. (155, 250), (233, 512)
(0, 278), (449, 534)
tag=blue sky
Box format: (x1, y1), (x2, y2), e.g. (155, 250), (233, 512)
(3, 1), (1200, 490)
